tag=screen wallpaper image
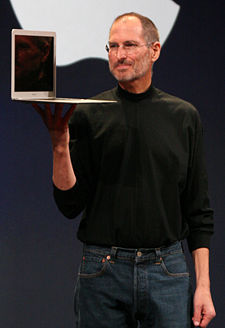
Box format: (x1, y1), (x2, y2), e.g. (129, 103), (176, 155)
(15, 35), (54, 92)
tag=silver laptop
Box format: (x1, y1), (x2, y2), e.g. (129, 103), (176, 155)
(11, 29), (115, 104)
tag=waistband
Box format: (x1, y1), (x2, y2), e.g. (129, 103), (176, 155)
(83, 241), (183, 261)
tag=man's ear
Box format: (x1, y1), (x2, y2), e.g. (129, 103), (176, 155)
(151, 42), (161, 63)
(41, 43), (50, 63)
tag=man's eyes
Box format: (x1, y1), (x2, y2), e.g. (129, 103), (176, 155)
(124, 42), (137, 48)
(109, 44), (118, 49)
(109, 42), (137, 49)
(16, 43), (30, 50)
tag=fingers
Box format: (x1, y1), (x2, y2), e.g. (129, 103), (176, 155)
(32, 102), (52, 126)
(31, 102), (76, 129)
(44, 103), (52, 124)
(199, 309), (216, 327)
(193, 305), (216, 327)
(55, 103), (63, 116)
(199, 315), (210, 327)
(63, 104), (76, 125)
(54, 103), (76, 127)
(192, 305), (202, 327)
(32, 102), (45, 120)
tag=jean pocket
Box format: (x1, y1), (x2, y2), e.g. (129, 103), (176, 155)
(79, 254), (109, 279)
(160, 251), (190, 277)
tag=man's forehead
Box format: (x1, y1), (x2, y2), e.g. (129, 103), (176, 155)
(109, 16), (144, 40)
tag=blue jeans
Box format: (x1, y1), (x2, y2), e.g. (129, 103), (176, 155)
(74, 241), (194, 327)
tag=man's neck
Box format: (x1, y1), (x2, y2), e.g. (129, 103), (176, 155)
(119, 75), (152, 94)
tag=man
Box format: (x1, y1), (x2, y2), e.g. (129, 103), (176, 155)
(15, 35), (52, 91)
(33, 12), (215, 328)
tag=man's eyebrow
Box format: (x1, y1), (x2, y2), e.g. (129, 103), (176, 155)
(124, 40), (138, 43)
(109, 40), (138, 44)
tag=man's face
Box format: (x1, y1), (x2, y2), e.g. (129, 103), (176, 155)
(15, 36), (43, 81)
(108, 17), (152, 85)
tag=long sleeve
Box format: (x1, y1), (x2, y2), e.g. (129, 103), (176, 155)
(181, 109), (214, 252)
(53, 108), (94, 219)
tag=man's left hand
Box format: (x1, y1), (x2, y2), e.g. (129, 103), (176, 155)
(192, 286), (216, 327)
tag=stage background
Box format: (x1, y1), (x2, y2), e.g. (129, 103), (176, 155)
(0, 0), (224, 327)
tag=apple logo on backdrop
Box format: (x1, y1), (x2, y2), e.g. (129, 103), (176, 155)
(10, 0), (180, 66)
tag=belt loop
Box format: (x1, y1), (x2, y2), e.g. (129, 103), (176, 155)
(155, 247), (162, 264)
(111, 246), (118, 258)
(180, 241), (184, 253)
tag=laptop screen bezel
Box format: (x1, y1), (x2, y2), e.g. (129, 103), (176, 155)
(11, 29), (56, 100)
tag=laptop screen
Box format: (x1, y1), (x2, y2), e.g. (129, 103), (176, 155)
(15, 35), (54, 92)
(11, 29), (56, 100)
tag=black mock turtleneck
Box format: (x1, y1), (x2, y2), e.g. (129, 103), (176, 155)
(53, 84), (214, 252)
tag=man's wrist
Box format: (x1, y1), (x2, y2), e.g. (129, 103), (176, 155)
(195, 279), (210, 289)
(53, 144), (69, 155)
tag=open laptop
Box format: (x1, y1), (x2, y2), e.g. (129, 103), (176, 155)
(11, 29), (115, 104)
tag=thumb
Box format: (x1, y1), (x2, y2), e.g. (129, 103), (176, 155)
(192, 304), (202, 327)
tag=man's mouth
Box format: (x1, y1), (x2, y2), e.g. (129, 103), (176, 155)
(115, 62), (131, 70)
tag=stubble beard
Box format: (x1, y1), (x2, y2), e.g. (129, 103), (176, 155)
(109, 54), (151, 83)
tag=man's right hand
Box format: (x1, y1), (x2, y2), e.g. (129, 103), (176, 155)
(32, 103), (76, 150)
(32, 102), (77, 190)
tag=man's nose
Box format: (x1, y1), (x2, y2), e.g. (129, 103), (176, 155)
(116, 45), (127, 59)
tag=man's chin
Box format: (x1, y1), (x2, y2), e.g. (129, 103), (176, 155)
(112, 72), (134, 83)
(117, 78), (133, 83)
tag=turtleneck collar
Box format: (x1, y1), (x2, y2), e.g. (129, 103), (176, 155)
(116, 83), (154, 101)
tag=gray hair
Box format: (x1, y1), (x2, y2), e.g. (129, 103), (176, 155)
(110, 12), (160, 43)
